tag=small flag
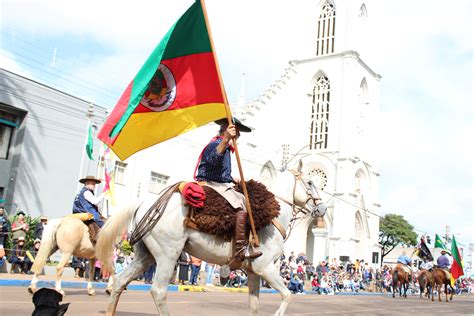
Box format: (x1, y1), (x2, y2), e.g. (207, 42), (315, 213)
(434, 234), (450, 253)
(86, 124), (94, 160)
(102, 144), (116, 206)
(416, 236), (433, 261)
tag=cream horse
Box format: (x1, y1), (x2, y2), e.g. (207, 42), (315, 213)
(28, 216), (112, 296)
(96, 163), (326, 316)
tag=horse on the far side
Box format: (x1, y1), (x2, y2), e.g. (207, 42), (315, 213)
(392, 263), (411, 298)
(432, 267), (454, 302)
(418, 270), (434, 299)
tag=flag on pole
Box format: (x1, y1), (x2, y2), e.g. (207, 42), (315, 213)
(86, 124), (94, 160)
(434, 234), (450, 253)
(102, 144), (116, 206)
(416, 236), (433, 261)
(98, 1), (227, 161)
(450, 235), (464, 281)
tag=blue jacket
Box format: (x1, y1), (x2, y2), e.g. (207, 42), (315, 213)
(196, 137), (233, 183)
(437, 255), (450, 269)
(397, 254), (412, 265)
(72, 187), (99, 215)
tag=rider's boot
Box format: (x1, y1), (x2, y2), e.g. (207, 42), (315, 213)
(234, 209), (262, 262)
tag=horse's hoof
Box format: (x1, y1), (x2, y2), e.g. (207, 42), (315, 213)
(59, 290), (66, 297)
(88, 289), (96, 296)
(27, 286), (35, 294)
(106, 288), (112, 295)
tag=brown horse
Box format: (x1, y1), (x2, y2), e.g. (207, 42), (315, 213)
(418, 270), (434, 299)
(392, 263), (411, 298)
(432, 267), (454, 302)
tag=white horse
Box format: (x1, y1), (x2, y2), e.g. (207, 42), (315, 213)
(96, 162), (327, 316)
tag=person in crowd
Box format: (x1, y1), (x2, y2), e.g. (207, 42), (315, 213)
(288, 274), (305, 294)
(190, 256), (202, 285)
(0, 206), (10, 265)
(144, 263), (156, 284)
(11, 211), (28, 246)
(311, 276), (321, 293)
(34, 215), (48, 240)
(8, 236), (28, 273)
(72, 176), (105, 241)
(115, 254), (125, 275)
(205, 262), (216, 286)
(305, 261), (314, 281)
(319, 276), (332, 294)
(195, 118), (262, 262)
(178, 251), (191, 285)
(296, 262), (306, 281)
(24, 238), (41, 273)
(72, 256), (86, 278)
(288, 251), (295, 263)
(219, 265), (230, 286)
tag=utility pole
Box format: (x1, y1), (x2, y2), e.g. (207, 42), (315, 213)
(445, 225), (451, 243)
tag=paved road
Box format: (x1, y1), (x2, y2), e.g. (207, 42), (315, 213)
(1, 286), (472, 315)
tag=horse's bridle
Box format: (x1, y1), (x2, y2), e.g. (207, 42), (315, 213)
(274, 171), (322, 241)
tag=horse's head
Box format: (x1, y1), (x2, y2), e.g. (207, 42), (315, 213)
(292, 161), (327, 219)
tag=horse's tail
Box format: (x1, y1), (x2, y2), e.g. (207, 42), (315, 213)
(31, 218), (62, 275)
(96, 202), (140, 274)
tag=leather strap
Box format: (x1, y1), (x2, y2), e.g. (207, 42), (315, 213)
(272, 219), (287, 239)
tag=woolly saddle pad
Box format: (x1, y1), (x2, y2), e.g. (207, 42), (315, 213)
(187, 180), (280, 241)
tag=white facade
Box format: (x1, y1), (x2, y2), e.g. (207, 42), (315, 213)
(104, 0), (382, 266)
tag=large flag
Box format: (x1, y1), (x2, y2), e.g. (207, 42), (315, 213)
(98, 1), (227, 160)
(416, 236), (433, 261)
(86, 124), (94, 160)
(450, 235), (464, 280)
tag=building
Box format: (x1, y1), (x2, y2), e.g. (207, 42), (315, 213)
(102, 0), (383, 266)
(0, 69), (107, 218)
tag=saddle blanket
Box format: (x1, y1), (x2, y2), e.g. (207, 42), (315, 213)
(401, 265), (412, 274)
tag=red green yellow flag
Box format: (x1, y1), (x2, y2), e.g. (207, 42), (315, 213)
(98, 1), (226, 160)
(450, 235), (464, 280)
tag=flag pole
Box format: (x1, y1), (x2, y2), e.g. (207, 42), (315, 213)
(77, 103), (94, 192)
(200, 0), (260, 246)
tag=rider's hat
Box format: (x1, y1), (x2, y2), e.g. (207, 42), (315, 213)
(79, 176), (101, 184)
(441, 249), (447, 253)
(215, 117), (252, 133)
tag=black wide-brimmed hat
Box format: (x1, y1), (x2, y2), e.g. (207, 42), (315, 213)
(17, 211), (26, 216)
(215, 117), (251, 132)
(79, 176), (101, 184)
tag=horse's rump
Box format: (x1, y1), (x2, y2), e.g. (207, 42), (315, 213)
(186, 180), (280, 241)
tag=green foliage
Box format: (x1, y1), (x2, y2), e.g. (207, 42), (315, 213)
(379, 214), (417, 261)
(120, 240), (133, 256)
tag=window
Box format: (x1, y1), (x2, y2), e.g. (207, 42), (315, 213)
(114, 161), (127, 185)
(309, 75), (330, 149)
(0, 187), (4, 204)
(0, 124), (13, 159)
(149, 172), (169, 194)
(308, 168), (328, 190)
(372, 252), (379, 264)
(316, 2), (336, 56)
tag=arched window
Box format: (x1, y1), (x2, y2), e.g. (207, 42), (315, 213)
(359, 4), (368, 21)
(356, 78), (369, 136)
(310, 75), (330, 149)
(316, 2), (336, 56)
(355, 211), (364, 240)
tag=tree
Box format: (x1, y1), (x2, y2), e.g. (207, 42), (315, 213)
(379, 214), (417, 264)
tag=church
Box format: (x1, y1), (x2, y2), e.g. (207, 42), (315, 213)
(104, 0), (382, 267)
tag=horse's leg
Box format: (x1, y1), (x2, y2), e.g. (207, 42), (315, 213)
(106, 274), (114, 294)
(87, 257), (96, 296)
(392, 273), (396, 298)
(248, 272), (261, 316)
(449, 284), (454, 301)
(438, 284), (442, 302)
(445, 283), (449, 302)
(28, 273), (40, 294)
(106, 242), (153, 316)
(259, 265), (291, 316)
(55, 252), (71, 296)
(149, 251), (182, 316)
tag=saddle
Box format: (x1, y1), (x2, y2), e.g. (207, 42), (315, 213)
(183, 180), (281, 241)
(68, 213), (99, 244)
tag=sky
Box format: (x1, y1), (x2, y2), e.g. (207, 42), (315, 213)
(1, 1), (472, 251)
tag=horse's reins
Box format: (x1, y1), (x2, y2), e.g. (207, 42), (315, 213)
(274, 172), (322, 242)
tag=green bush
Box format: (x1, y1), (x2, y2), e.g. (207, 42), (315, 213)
(120, 240), (133, 256)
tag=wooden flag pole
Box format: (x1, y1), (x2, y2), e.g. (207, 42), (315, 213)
(200, 0), (260, 247)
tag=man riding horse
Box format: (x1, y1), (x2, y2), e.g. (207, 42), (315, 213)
(436, 250), (452, 278)
(72, 176), (105, 241)
(396, 251), (413, 280)
(195, 118), (262, 262)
